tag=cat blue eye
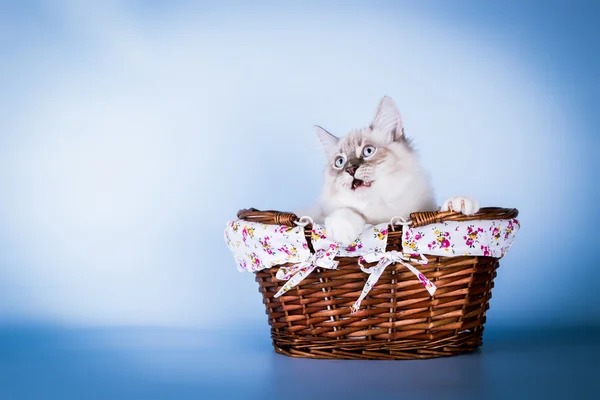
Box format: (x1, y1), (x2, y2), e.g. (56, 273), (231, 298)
(334, 155), (346, 169)
(362, 145), (376, 158)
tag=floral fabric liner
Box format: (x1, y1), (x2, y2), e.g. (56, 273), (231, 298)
(224, 218), (519, 311)
(403, 219), (519, 258)
(224, 221), (312, 272)
(224, 220), (387, 265)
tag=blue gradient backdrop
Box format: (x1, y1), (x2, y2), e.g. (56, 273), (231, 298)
(1, 0), (598, 330)
(1, 1), (599, 398)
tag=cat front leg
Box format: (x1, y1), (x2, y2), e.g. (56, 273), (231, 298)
(441, 196), (480, 215)
(324, 208), (366, 245)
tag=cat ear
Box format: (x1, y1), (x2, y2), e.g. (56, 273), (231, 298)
(370, 96), (404, 142)
(314, 125), (339, 158)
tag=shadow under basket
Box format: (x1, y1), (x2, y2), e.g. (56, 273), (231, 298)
(237, 207), (519, 360)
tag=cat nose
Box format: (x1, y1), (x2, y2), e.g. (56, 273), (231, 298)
(346, 165), (357, 176)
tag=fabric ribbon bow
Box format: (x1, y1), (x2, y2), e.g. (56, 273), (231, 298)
(274, 244), (340, 298)
(351, 250), (436, 313)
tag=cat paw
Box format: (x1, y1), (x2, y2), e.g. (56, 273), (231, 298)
(324, 208), (366, 245)
(441, 196), (480, 215)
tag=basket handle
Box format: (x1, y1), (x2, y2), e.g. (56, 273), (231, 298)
(237, 208), (299, 227)
(409, 207), (519, 228)
(237, 207), (519, 228)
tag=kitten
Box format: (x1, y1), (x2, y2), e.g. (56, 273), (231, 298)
(303, 96), (479, 245)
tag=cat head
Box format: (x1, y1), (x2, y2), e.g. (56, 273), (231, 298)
(316, 96), (416, 197)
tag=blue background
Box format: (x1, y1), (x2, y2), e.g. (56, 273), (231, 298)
(0, 1), (598, 398)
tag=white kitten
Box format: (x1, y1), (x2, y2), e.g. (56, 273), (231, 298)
(304, 96), (478, 244)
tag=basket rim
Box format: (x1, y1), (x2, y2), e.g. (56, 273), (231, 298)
(236, 207), (519, 228)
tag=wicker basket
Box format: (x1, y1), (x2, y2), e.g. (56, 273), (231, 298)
(236, 207), (519, 360)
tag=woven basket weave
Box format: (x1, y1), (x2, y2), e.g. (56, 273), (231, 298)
(237, 207), (519, 360)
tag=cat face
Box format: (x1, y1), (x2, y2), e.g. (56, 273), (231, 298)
(316, 96), (413, 197)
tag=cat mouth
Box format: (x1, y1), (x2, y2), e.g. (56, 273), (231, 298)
(351, 179), (372, 190)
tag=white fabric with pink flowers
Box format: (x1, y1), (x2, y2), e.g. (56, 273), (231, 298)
(224, 217), (519, 311)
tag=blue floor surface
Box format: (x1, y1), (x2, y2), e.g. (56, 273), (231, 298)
(0, 324), (598, 399)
